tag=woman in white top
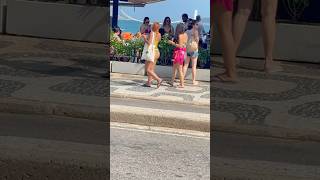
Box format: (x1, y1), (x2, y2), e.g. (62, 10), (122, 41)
(141, 22), (163, 88)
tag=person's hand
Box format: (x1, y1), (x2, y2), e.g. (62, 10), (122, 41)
(168, 40), (175, 45)
(142, 34), (147, 40)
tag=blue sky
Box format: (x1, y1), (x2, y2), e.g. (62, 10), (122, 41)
(118, 0), (210, 22)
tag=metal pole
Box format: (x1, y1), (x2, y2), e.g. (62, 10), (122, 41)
(112, 0), (119, 28)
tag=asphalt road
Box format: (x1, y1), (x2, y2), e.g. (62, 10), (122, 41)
(1, 112), (320, 179)
(111, 125), (210, 180)
(0, 112), (108, 179)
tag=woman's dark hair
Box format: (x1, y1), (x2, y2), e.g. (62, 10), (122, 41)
(112, 26), (121, 33)
(143, 17), (150, 24)
(163, 17), (171, 26)
(187, 19), (195, 30)
(159, 27), (165, 36)
(182, 13), (188, 19)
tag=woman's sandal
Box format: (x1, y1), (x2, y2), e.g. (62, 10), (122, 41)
(142, 83), (151, 87)
(167, 81), (174, 87)
(157, 79), (163, 89)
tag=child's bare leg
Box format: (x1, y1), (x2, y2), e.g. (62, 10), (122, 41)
(178, 64), (184, 88)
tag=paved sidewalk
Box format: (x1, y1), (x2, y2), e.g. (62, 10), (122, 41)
(0, 35), (107, 120)
(212, 56), (320, 141)
(2, 34), (320, 140)
(0, 34), (209, 132)
(111, 73), (210, 106)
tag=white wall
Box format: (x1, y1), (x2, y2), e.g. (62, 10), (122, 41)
(6, 0), (107, 43)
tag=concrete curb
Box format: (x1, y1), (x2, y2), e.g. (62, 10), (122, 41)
(0, 136), (107, 179)
(111, 93), (210, 107)
(0, 97), (107, 121)
(110, 105), (210, 132)
(214, 122), (320, 142)
(212, 156), (320, 180)
(2, 97), (320, 142)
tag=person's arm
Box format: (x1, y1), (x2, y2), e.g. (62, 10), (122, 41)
(168, 36), (184, 48)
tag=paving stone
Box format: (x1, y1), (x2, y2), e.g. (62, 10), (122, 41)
(49, 79), (107, 97)
(0, 79), (26, 97)
(213, 101), (271, 125)
(212, 71), (320, 101)
(289, 101), (320, 119)
(34, 40), (105, 55)
(0, 40), (14, 49)
(151, 92), (195, 102)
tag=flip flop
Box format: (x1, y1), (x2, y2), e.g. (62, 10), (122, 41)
(167, 81), (174, 87)
(142, 83), (151, 87)
(157, 80), (163, 89)
(212, 75), (237, 83)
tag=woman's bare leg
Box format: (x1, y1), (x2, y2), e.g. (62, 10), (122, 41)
(146, 61), (161, 83)
(183, 56), (191, 79)
(178, 64), (184, 88)
(261, 0), (281, 72)
(171, 64), (178, 86)
(233, 0), (254, 52)
(191, 56), (198, 85)
(214, 4), (237, 80)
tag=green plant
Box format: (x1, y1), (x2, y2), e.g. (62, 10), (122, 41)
(110, 30), (144, 58)
(158, 34), (175, 65)
(198, 48), (210, 68)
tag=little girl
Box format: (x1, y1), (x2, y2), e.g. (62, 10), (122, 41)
(168, 23), (188, 88)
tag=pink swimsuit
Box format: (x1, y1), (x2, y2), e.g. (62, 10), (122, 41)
(213, 0), (233, 11)
(173, 47), (186, 65)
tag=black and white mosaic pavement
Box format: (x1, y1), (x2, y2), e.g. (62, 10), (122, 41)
(213, 101), (271, 125)
(49, 79), (108, 97)
(110, 78), (210, 104)
(0, 40), (14, 49)
(289, 101), (320, 119)
(212, 71), (320, 101)
(34, 40), (105, 55)
(0, 79), (26, 97)
(0, 53), (106, 78)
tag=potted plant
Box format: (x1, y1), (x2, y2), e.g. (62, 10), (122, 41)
(158, 34), (175, 66)
(198, 48), (210, 69)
